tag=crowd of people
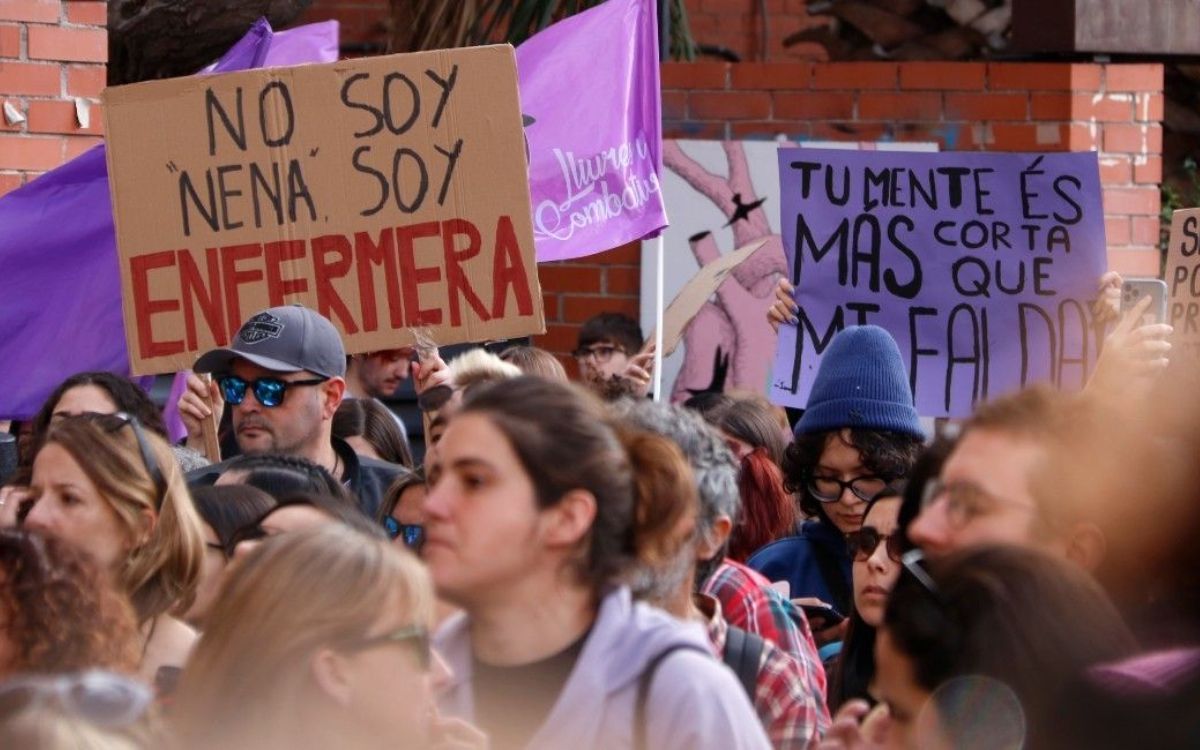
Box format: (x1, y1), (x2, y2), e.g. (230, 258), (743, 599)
(1, 280), (1198, 750)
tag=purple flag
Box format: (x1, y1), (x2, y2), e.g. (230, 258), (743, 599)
(518, 0), (668, 263)
(770, 149), (1108, 417)
(0, 19), (339, 424)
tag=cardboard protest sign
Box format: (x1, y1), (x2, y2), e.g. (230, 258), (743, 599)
(1165, 208), (1200, 361)
(771, 149), (1107, 417)
(104, 45), (544, 376)
(657, 239), (768, 356)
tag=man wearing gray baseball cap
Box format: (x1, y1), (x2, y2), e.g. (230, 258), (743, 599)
(183, 305), (406, 517)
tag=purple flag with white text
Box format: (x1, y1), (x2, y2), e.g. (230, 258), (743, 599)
(0, 19), (338, 424)
(518, 0), (668, 263)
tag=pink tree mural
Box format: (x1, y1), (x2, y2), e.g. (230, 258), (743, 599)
(661, 140), (786, 402)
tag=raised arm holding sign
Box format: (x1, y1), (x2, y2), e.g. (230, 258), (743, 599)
(770, 149), (1109, 417)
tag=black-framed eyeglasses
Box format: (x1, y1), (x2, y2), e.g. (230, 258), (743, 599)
(218, 375), (328, 408)
(383, 517), (425, 551)
(806, 474), (890, 503)
(572, 344), (625, 364)
(846, 527), (903, 563)
(339, 625), (430, 670)
(0, 671), (153, 728)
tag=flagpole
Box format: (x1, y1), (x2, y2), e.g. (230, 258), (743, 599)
(653, 235), (665, 402)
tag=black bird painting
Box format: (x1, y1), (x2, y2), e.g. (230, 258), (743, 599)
(722, 193), (767, 227)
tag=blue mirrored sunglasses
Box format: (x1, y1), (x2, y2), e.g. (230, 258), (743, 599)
(218, 375), (327, 408)
(383, 517), (425, 550)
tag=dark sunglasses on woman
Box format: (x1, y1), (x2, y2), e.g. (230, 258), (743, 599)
(845, 526), (903, 563)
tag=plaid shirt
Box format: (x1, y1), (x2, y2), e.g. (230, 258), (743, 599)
(696, 594), (829, 749)
(703, 559), (830, 734)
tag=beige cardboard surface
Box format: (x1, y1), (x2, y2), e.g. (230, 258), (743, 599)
(104, 45), (544, 376)
(657, 239), (768, 356)
(1165, 207), (1200, 360)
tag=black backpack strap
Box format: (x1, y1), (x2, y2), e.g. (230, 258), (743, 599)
(722, 625), (764, 701)
(810, 538), (852, 615)
(634, 644), (710, 750)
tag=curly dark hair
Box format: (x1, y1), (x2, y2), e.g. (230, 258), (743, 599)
(0, 529), (139, 675)
(783, 428), (924, 520)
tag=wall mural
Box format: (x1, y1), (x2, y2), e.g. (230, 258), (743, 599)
(642, 139), (937, 403)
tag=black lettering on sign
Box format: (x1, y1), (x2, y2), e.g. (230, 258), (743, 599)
(788, 305), (845, 394)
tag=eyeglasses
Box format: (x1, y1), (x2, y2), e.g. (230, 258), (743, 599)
(339, 624), (430, 670)
(920, 478), (1031, 531)
(846, 527), (903, 563)
(91, 412), (166, 508)
(0, 671), (153, 728)
(806, 474), (890, 503)
(572, 344), (624, 364)
(383, 517), (425, 551)
(218, 375), (328, 408)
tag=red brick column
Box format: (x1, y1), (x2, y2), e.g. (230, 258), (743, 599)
(0, 0), (106, 197)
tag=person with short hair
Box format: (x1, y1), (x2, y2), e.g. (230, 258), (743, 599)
(615, 400), (830, 741)
(24, 412), (207, 684)
(907, 385), (1103, 564)
(172, 525), (471, 750)
(182, 306), (407, 517)
(344, 347), (416, 448)
(618, 402), (830, 748)
(426, 377), (769, 749)
(573, 313), (654, 398)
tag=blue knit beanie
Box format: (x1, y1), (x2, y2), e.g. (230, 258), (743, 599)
(795, 325), (923, 439)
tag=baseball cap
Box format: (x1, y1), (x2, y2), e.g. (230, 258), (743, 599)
(193, 305), (347, 378)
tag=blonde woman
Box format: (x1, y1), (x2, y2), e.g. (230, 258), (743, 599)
(25, 412), (205, 684)
(172, 525), (481, 750)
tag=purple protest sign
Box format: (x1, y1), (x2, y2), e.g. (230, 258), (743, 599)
(517, 0), (668, 263)
(770, 149), (1108, 417)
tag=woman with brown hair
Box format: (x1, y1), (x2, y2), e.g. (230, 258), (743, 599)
(425, 376), (769, 749)
(172, 525), (474, 750)
(0, 529), (140, 679)
(23, 412), (206, 684)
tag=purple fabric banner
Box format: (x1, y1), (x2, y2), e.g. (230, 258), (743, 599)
(770, 149), (1108, 417)
(0, 19), (339, 424)
(517, 0), (668, 263)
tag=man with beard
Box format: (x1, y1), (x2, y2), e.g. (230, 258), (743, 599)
(185, 305), (406, 516)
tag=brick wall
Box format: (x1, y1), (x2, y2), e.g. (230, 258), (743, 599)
(0, 0), (105, 197)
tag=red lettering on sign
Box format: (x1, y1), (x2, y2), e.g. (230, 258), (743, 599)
(442, 218), (490, 326)
(491, 215), (534, 318)
(264, 240), (309, 305)
(396, 222), (443, 326)
(130, 251), (185, 359)
(355, 229), (403, 332)
(311, 234), (359, 334)
(179, 247), (226, 348)
(220, 243), (264, 332)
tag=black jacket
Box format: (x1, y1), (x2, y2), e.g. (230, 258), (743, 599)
(186, 437), (407, 519)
